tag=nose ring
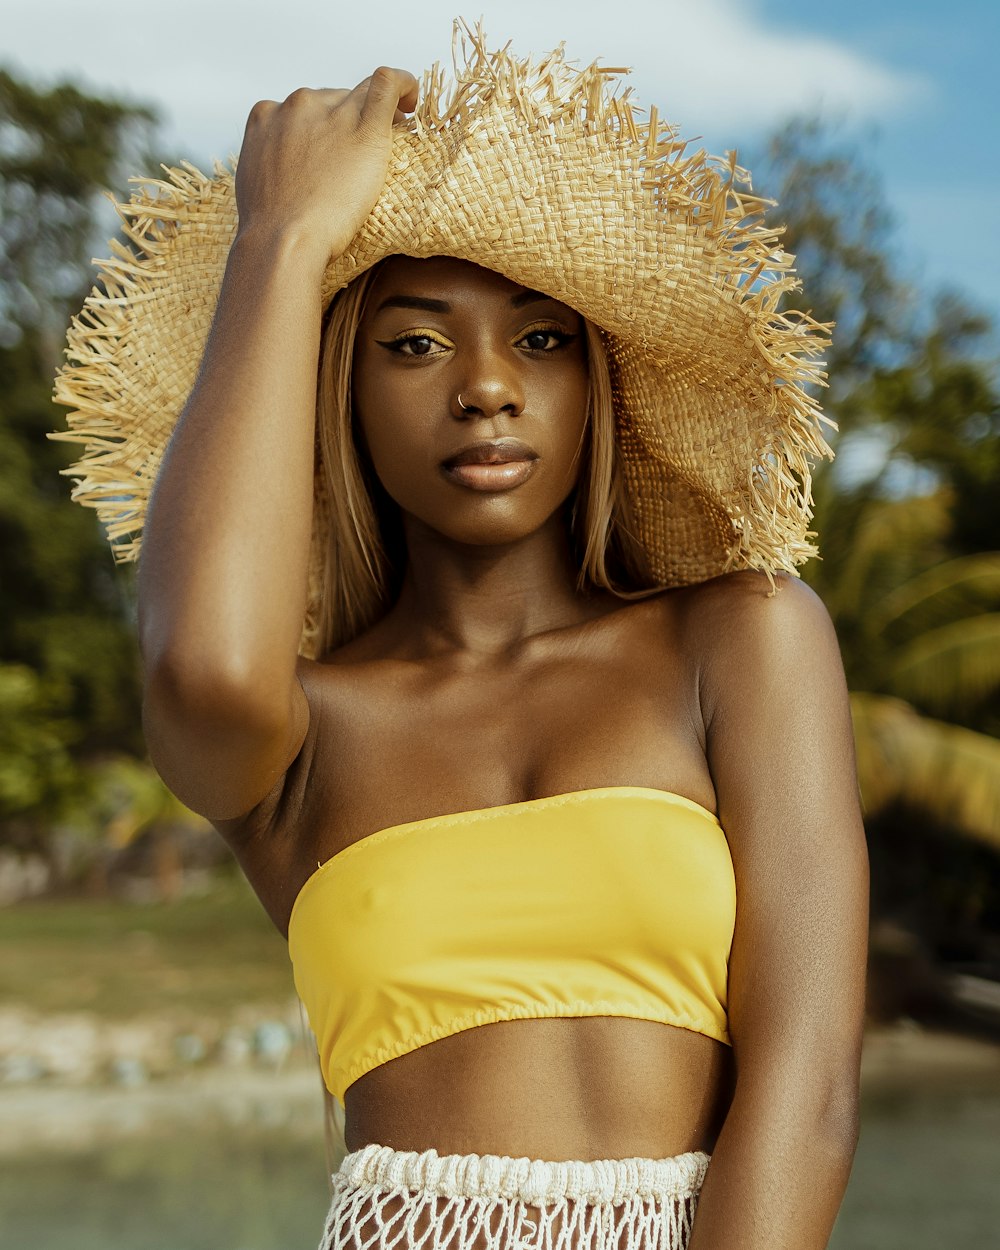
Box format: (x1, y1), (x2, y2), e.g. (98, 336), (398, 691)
(457, 392), (472, 412)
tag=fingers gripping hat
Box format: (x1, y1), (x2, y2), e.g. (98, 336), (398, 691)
(51, 23), (834, 659)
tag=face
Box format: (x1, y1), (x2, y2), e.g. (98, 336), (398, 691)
(352, 256), (590, 548)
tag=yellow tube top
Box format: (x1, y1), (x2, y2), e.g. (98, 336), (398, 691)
(288, 786), (736, 1106)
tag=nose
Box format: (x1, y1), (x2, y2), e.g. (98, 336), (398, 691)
(450, 355), (525, 420)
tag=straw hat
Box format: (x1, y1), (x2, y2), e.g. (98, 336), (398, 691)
(51, 24), (834, 659)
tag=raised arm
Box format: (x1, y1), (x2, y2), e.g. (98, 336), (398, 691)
(685, 572), (869, 1250)
(137, 69), (417, 821)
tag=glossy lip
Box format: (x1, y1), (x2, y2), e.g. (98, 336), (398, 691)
(441, 437), (539, 469)
(441, 437), (540, 493)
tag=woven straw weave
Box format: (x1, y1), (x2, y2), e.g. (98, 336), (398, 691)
(51, 26), (834, 658)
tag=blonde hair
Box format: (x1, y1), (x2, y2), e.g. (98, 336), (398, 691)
(314, 263), (651, 655)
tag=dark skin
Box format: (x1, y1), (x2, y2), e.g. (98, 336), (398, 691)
(137, 69), (868, 1248)
(230, 254), (733, 1159)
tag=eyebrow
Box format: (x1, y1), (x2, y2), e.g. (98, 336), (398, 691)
(374, 289), (557, 315)
(375, 295), (450, 314)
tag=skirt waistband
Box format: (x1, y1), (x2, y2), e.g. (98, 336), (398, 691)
(335, 1143), (711, 1204)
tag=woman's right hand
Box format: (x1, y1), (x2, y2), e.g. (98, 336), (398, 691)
(234, 67), (419, 271)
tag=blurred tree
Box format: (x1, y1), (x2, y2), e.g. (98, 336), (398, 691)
(1, 68), (156, 862)
(757, 118), (1000, 513)
(860, 295), (1000, 556)
(761, 119), (1000, 986)
(808, 488), (1000, 849)
(0, 664), (79, 834)
(756, 116), (917, 404)
(0, 69), (155, 348)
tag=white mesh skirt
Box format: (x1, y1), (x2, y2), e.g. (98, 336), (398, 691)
(319, 1143), (710, 1250)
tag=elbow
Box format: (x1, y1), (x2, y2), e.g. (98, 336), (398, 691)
(732, 1051), (862, 1170)
(137, 587), (281, 701)
(137, 591), (283, 724)
(137, 612), (243, 696)
(142, 649), (285, 739)
(816, 1078), (861, 1165)
(786, 1065), (862, 1176)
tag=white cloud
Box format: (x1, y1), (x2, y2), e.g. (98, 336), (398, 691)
(4, 0), (929, 163)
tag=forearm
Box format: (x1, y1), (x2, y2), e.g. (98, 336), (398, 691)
(687, 1078), (859, 1249)
(137, 226), (327, 698)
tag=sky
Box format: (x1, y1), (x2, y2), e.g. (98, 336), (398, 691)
(4, 0), (999, 324)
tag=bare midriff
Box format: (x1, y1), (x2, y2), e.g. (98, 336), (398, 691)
(343, 1015), (732, 1160)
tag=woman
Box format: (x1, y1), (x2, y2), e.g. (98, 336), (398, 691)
(52, 31), (868, 1250)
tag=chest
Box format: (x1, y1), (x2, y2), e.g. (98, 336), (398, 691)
(309, 645), (704, 854)
(237, 607), (713, 928)
(353, 657), (672, 769)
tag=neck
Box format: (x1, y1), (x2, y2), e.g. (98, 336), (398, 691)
(382, 510), (607, 658)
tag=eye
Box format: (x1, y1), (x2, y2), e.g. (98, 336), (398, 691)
(517, 327), (576, 352)
(376, 330), (452, 357)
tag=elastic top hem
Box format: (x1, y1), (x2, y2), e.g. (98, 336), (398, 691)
(335, 1142), (711, 1203)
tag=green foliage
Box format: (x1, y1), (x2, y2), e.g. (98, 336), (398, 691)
(0, 68), (155, 347)
(871, 553), (1000, 637)
(890, 614), (1000, 718)
(0, 334), (145, 757)
(757, 117), (917, 399)
(806, 484), (1000, 842)
(763, 120), (1000, 963)
(80, 754), (206, 849)
(0, 663), (79, 824)
(758, 122), (1000, 471)
(852, 692), (1000, 852)
(1, 67), (156, 853)
(861, 296), (1000, 554)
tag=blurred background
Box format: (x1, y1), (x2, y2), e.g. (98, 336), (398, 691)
(1, 2), (998, 1247)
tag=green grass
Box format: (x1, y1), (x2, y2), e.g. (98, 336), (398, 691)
(0, 874), (296, 1019)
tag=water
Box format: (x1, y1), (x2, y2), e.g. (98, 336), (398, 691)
(830, 1081), (1000, 1248)
(0, 1126), (330, 1250)
(2, 1081), (999, 1249)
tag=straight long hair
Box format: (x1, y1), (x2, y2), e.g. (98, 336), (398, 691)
(314, 263), (651, 655)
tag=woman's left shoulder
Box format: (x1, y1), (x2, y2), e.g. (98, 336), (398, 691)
(668, 570), (847, 745)
(676, 575), (863, 875)
(674, 569), (838, 669)
(677, 567), (830, 626)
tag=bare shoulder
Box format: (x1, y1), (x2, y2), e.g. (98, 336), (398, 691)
(672, 570), (840, 723)
(671, 569), (859, 854)
(675, 567), (833, 643)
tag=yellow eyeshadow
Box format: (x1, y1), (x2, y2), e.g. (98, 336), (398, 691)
(389, 328), (454, 348)
(519, 320), (569, 334)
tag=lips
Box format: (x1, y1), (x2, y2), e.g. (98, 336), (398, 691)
(441, 438), (540, 492)
(442, 438), (539, 469)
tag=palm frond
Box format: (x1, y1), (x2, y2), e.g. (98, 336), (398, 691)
(871, 552), (1000, 636)
(821, 492), (952, 624)
(888, 615), (1000, 715)
(851, 692), (1000, 850)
